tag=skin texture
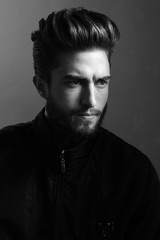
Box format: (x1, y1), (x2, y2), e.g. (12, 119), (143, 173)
(34, 48), (111, 141)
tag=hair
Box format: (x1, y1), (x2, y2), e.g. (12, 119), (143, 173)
(31, 7), (120, 84)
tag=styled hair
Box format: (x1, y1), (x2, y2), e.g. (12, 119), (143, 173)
(31, 7), (120, 84)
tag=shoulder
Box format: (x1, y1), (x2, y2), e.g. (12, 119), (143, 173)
(97, 127), (158, 180)
(99, 127), (150, 160)
(0, 121), (37, 181)
(99, 127), (146, 156)
(0, 121), (33, 151)
(96, 128), (160, 212)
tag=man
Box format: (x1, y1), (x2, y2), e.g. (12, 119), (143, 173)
(0, 7), (160, 240)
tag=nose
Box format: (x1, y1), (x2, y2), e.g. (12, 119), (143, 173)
(81, 83), (96, 108)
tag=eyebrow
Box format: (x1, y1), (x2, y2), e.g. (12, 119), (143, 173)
(64, 74), (111, 82)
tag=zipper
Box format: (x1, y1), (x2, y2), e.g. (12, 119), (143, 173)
(60, 149), (66, 173)
(51, 149), (66, 239)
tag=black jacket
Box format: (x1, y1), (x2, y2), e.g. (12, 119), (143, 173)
(0, 109), (160, 240)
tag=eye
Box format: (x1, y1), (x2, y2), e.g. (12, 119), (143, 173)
(72, 79), (80, 85)
(95, 79), (109, 88)
(67, 79), (81, 88)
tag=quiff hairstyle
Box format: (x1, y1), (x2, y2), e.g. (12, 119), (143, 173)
(31, 7), (120, 84)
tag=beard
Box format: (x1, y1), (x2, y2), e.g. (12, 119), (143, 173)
(45, 98), (108, 139)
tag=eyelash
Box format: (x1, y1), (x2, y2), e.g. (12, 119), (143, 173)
(96, 79), (109, 86)
(67, 79), (109, 88)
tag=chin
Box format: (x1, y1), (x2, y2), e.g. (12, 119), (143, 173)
(70, 121), (100, 139)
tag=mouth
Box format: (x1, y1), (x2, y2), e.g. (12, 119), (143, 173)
(77, 114), (98, 120)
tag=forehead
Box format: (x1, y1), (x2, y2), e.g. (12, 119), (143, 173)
(56, 49), (110, 77)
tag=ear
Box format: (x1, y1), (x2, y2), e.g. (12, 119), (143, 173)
(33, 76), (48, 100)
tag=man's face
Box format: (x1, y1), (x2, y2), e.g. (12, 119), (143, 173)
(45, 49), (111, 137)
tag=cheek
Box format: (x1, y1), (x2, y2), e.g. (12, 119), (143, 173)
(96, 88), (109, 108)
(53, 88), (81, 109)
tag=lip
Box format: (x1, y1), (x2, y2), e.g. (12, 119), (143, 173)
(78, 113), (97, 116)
(77, 114), (97, 119)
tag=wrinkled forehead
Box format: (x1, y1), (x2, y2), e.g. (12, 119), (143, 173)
(55, 49), (110, 78)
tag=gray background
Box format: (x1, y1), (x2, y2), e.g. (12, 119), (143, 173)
(0, 0), (160, 177)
